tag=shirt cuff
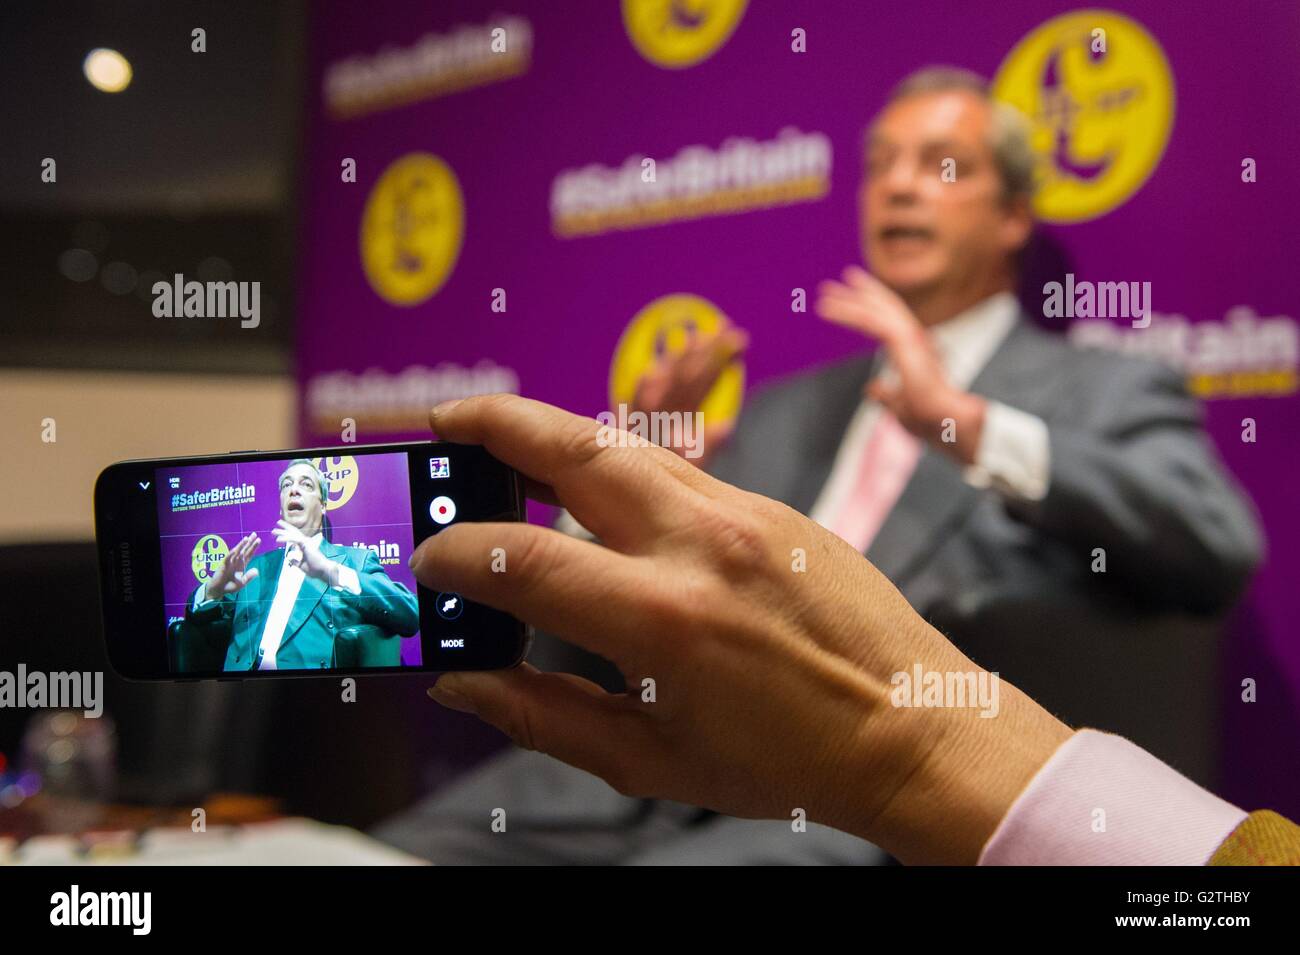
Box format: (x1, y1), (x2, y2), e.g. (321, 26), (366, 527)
(193, 583), (213, 610)
(978, 729), (1247, 866)
(963, 401), (1050, 502)
(333, 563), (361, 595)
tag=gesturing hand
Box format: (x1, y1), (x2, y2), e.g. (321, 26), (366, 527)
(630, 321), (748, 467)
(272, 519), (336, 584)
(816, 266), (987, 463)
(205, 532), (261, 601)
(409, 394), (1070, 865)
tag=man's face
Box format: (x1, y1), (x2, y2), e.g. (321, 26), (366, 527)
(861, 90), (1029, 311)
(279, 463), (325, 536)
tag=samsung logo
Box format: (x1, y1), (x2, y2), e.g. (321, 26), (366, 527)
(118, 542), (134, 602)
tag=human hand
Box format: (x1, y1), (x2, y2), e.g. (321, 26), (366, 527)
(816, 266), (986, 464)
(409, 394), (1070, 864)
(273, 519), (336, 584)
(630, 322), (748, 467)
(204, 532), (261, 600)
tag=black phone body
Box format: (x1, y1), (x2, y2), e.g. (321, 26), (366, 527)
(94, 441), (530, 680)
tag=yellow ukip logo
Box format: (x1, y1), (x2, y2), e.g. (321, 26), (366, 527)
(623, 0), (748, 69)
(993, 10), (1174, 223)
(312, 456), (359, 511)
(609, 293), (745, 428)
(360, 153), (464, 305)
(191, 534), (229, 584)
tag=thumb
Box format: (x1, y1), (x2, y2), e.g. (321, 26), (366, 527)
(867, 379), (898, 406)
(429, 664), (653, 795)
(867, 380), (909, 424)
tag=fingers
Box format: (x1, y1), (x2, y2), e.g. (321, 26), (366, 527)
(816, 267), (917, 345)
(684, 326), (746, 375)
(429, 394), (704, 550)
(227, 533), (260, 571)
(273, 521), (310, 551)
(429, 664), (656, 795)
(842, 264), (881, 293)
(815, 281), (886, 338)
(866, 379), (892, 404)
(633, 363), (671, 412)
(681, 327), (748, 409)
(634, 324), (747, 417)
(410, 521), (652, 665)
(672, 326), (747, 389)
(232, 567), (259, 590)
(866, 379), (904, 420)
(842, 266), (910, 316)
(631, 327), (743, 464)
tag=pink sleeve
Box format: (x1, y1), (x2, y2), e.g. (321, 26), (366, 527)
(978, 729), (1247, 865)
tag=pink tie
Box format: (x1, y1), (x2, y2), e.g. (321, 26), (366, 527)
(829, 411), (923, 553)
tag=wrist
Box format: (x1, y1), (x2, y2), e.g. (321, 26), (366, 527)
(931, 390), (986, 466)
(931, 682), (1072, 863)
(838, 657), (1072, 864)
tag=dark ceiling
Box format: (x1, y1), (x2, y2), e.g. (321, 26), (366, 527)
(0, 0), (306, 373)
(0, 0), (305, 215)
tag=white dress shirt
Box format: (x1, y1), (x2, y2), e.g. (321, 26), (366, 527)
(193, 531), (361, 670)
(808, 291), (1051, 533)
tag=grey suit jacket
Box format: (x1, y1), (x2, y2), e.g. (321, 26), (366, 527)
(532, 317), (1263, 781)
(705, 318), (1263, 781)
(709, 317), (1262, 621)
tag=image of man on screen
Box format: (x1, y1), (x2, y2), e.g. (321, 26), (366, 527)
(184, 459), (419, 671)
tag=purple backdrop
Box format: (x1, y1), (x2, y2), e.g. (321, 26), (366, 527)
(298, 1), (1300, 812)
(156, 452), (421, 665)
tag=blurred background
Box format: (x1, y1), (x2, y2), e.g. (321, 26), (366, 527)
(1, 0), (1297, 861)
(0, 1), (503, 853)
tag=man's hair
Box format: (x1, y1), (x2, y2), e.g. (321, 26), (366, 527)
(882, 65), (1038, 205)
(279, 459), (330, 507)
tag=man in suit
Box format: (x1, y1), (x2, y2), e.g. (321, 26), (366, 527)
(374, 67), (1263, 863)
(636, 66), (1262, 697)
(186, 459), (419, 671)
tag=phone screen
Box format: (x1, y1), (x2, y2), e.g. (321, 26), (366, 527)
(96, 442), (529, 679)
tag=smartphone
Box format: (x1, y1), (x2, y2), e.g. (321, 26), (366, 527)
(94, 441), (530, 680)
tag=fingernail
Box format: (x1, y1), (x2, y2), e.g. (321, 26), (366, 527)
(408, 543), (423, 572)
(428, 679), (476, 715)
(431, 398), (463, 418)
